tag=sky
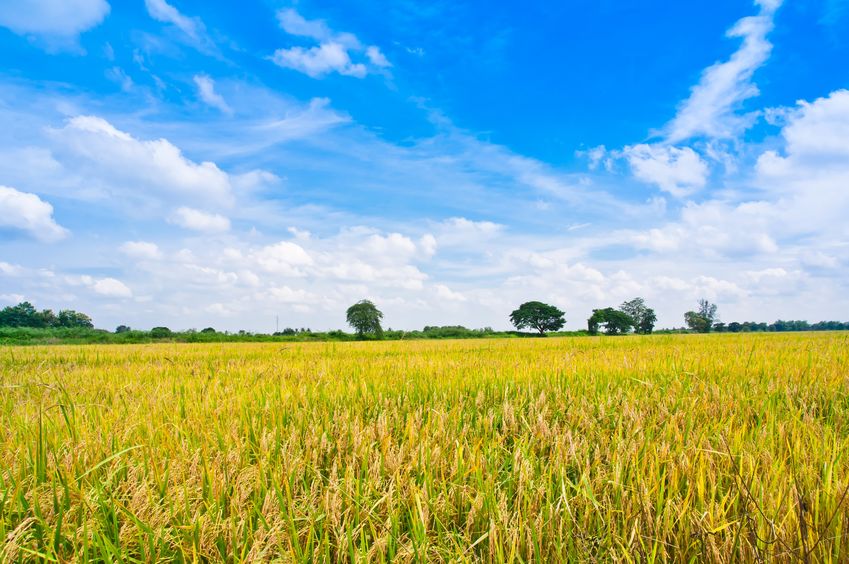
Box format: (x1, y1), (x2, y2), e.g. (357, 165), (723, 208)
(0, 0), (848, 332)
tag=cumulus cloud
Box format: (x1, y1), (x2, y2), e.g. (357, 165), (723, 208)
(271, 8), (389, 78)
(169, 207), (231, 233)
(622, 144), (709, 197)
(628, 200), (778, 257)
(0, 185), (68, 242)
(68, 274), (133, 298)
(272, 43), (367, 78)
(91, 277), (132, 297)
(754, 90), (849, 229)
(252, 241), (313, 275)
(0, 0), (109, 42)
(52, 115), (234, 206)
(664, 0), (781, 142)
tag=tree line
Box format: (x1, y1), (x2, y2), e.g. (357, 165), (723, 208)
(0, 301), (93, 329)
(0, 299), (847, 344)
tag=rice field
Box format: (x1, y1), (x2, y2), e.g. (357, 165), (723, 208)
(2, 333), (849, 562)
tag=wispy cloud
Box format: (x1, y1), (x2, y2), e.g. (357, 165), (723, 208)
(144, 0), (215, 52)
(664, 0), (782, 142)
(193, 75), (232, 115)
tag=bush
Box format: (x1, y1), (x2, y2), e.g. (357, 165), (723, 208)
(150, 327), (173, 339)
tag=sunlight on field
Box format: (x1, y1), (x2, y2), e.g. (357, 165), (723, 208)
(2, 333), (849, 561)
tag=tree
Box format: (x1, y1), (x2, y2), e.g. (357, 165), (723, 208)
(509, 301), (565, 335)
(346, 300), (384, 338)
(619, 297), (657, 334)
(200, 327), (216, 333)
(588, 308), (634, 335)
(684, 299), (719, 333)
(0, 301), (56, 327)
(56, 310), (94, 328)
(150, 327), (172, 338)
(115, 325), (131, 333)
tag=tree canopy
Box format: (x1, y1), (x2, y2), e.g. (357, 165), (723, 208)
(588, 308), (634, 335)
(346, 300), (384, 338)
(0, 302), (93, 329)
(685, 299), (718, 333)
(509, 301), (565, 335)
(619, 297), (657, 334)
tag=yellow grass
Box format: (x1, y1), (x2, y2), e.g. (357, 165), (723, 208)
(2, 333), (849, 561)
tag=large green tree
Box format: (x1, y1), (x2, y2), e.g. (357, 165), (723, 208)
(346, 300), (384, 338)
(509, 301), (565, 335)
(619, 297), (657, 334)
(685, 299), (718, 333)
(588, 308), (634, 335)
(56, 310), (94, 328)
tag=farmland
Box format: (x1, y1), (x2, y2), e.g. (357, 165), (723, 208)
(2, 333), (849, 561)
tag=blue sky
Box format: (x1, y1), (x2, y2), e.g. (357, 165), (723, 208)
(0, 0), (847, 331)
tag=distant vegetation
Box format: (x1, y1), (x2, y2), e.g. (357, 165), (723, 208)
(0, 298), (846, 345)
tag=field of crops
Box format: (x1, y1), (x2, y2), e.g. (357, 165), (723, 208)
(2, 333), (849, 562)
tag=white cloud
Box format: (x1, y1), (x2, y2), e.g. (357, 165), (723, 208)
(0, 185), (68, 242)
(754, 90), (849, 230)
(434, 284), (466, 302)
(759, 89), (849, 162)
(276, 8), (334, 42)
(193, 75), (232, 115)
(272, 8), (388, 78)
(252, 241), (313, 275)
(68, 274), (133, 298)
(0, 262), (24, 276)
(53, 115), (234, 206)
(621, 144), (709, 197)
(419, 234), (437, 257)
(366, 46), (391, 68)
(664, 1), (781, 142)
(105, 66), (134, 92)
(120, 241), (162, 260)
(144, 0), (203, 42)
(169, 207), (230, 233)
(92, 277), (132, 298)
(272, 43), (367, 78)
(629, 200), (778, 256)
(0, 0), (109, 40)
(441, 217), (502, 236)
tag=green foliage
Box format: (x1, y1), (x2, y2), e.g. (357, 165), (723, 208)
(150, 327), (173, 339)
(56, 310), (94, 328)
(685, 299), (719, 333)
(115, 325), (131, 333)
(346, 300), (384, 338)
(588, 308), (634, 335)
(509, 301), (566, 335)
(0, 301), (93, 329)
(618, 297), (657, 334)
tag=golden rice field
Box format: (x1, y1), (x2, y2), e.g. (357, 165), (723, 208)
(2, 333), (849, 562)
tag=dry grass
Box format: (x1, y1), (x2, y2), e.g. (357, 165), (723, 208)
(2, 333), (849, 562)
